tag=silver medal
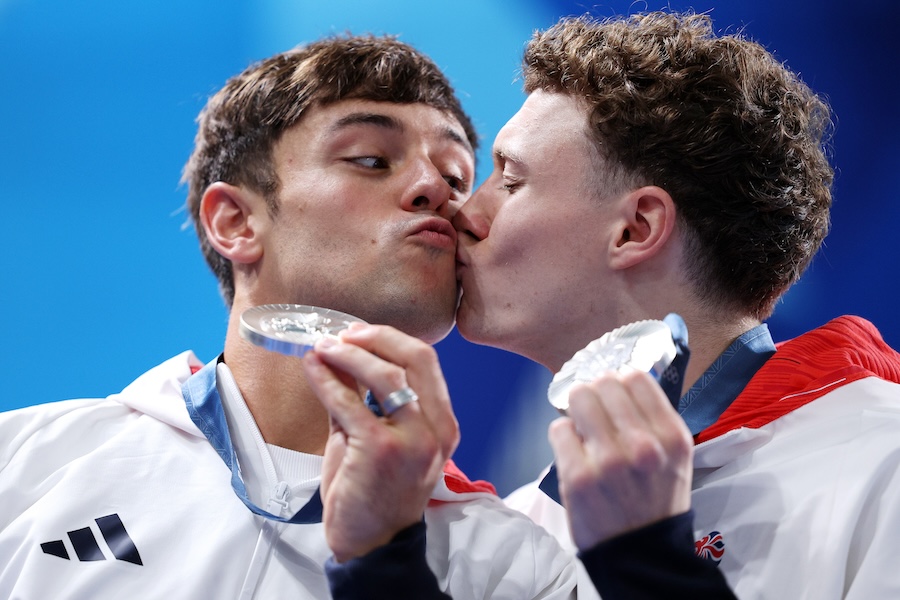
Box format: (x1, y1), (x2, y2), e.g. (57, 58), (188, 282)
(239, 304), (366, 357)
(548, 319), (677, 413)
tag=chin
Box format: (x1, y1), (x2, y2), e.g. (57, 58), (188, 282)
(379, 298), (456, 344)
(456, 306), (527, 356)
(415, 306), (457, 344)
(454, 306), (489, 345)
(420, 323), (456, 345)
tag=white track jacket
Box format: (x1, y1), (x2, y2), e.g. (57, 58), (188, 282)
(0, 351), (576, 599)
(507, 316), (900, 599)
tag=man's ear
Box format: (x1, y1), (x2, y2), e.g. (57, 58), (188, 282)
(609, 185), (676, 270)
(199, 181), (266, 265)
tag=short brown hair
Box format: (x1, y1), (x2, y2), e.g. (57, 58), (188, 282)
(183, 34), (477, 307)
(524, 12), (834, 319)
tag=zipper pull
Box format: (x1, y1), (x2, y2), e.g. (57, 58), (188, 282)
(266, 481), (291, 517)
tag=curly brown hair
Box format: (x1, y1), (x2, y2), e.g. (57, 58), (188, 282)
(523, 12), (834, 319)
(183, 34), (478, 308)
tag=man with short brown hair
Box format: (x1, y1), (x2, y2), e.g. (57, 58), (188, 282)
(0, 34), (576, 599)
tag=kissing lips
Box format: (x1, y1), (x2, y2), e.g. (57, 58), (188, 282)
(408, 218), (457, 251)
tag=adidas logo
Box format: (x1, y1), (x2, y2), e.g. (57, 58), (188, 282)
(40, 513), (142, 566)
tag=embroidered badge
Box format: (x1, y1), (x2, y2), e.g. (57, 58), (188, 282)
(695, 531), (725, 564)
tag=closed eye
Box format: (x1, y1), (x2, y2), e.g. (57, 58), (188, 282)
(500, 180), (521, 193)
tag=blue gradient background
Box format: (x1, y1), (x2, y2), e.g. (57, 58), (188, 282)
(3, 0), (898, 494)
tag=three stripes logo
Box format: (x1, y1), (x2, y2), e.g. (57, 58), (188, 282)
(40, 513), (142, 566)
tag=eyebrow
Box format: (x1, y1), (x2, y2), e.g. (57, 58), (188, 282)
(441, 126), (473, 155)
(329, 111), (473, 155)
(330, 112), (402, 133)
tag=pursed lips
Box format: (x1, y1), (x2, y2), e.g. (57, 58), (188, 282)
(408, 217), (457, 251)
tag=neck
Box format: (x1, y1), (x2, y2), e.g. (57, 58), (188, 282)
(678, 312), (761, 393)
(221, 304), (330, 455)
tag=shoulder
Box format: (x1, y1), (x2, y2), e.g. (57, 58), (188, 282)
(0, 397), (131, 461)
(697, 316), (900, 444)
(0, 351), (204, 472)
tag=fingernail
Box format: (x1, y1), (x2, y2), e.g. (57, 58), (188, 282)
(315, 335), (339, 351)
(339, 323), (370, 339)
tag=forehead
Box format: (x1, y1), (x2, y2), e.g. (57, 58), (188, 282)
(292, 99), (474, 155)
(494, 90), (593, 159)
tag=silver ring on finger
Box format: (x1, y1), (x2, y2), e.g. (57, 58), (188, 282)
(381, 387), (419, 416)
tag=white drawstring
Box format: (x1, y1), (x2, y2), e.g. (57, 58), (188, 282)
(238, 482), (291, 599)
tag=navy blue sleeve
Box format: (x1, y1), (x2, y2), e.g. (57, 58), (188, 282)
(578, 511), (737, 599)
(325, 521), (451, 600)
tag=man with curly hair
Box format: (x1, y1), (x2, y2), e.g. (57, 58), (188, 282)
(313, 11), (900, 599)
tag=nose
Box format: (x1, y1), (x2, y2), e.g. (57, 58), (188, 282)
(401, 161), (455, 216)
(451, 184), (490, 242)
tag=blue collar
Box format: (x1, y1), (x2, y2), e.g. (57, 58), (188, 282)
(181, 358), (323, 524)
(678, 323), (775, 435)
(539, 322), (776, 504)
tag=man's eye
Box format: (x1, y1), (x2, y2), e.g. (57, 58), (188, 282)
(444, 175), (469, 193)
(498, 169), (522, 193)
(350, 156), (388, 169)
(500, 180), (521, 193)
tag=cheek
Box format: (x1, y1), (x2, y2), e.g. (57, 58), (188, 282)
(488, 210), (558, 267)
(488, 204), (538, 246)
(493, 214), (592, 288)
